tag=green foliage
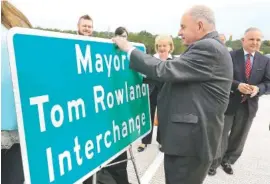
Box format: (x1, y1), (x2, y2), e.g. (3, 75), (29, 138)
(226, 40), (242, 50)
(35, 27), (270, 55)
(172, 37), (187, 54)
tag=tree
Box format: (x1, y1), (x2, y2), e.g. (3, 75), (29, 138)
(34, 27), (270, 54)
(172, 37), (186, 54)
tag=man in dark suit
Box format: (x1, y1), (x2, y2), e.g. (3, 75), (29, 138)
(208, 27), (270, 176)
(113, 5), (233, 184)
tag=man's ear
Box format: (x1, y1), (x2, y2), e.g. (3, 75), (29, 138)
(198, 21), (203, 31)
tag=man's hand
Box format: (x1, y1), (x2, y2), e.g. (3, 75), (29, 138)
(112, 36), (133, 52)
(238, 83), (253, 94)
(250, 85), (260, 98)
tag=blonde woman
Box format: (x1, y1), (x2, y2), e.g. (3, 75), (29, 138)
(1, 1), (32, 183)
(138, 34), (174, 152)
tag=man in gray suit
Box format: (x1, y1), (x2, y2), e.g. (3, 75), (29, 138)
(209, 28), (270, 176)
(113, 5), (233, 184)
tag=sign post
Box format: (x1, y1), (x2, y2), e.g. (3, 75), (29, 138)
(8, 28), (151, 184)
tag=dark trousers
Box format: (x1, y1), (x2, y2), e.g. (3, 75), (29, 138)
(164, 155), (211, 184)
(142, 103), (160, 144)
(83, 151), (129, 184)
(211, 103), (255, 168)
(1, 143), (24, 184)
(104, 151), (129, 184)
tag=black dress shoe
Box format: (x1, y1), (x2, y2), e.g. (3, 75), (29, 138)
(221, 161), (233, 175)
(137, 144), (147, 152)
(208, 167), (217, 176)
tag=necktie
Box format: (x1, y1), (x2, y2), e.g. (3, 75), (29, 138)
(242, 54), (252, 103)
(245, 54), (252, 80)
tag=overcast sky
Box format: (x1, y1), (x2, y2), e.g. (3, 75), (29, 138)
(9, 0), (270, 40)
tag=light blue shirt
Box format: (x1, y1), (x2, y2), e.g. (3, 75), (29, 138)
(243, 49), (255, 67)
(1, 24), (18, 130)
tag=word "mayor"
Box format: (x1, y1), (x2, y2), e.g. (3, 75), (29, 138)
(75, 44), (127, 77)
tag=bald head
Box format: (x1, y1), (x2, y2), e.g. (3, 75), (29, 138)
(178, 5), (216, 45)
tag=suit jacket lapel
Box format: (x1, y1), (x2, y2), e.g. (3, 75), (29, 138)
(249, 52), (261, 84)
(236, 49), (247, 82)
